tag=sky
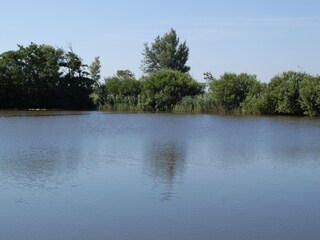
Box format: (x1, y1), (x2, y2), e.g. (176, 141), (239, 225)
(1, 0), (319, 82)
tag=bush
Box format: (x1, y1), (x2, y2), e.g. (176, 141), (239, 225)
(98, 70), (141, 108)
(240, 82), (267, 114)
(141, 69), (205, 111)
(299, 75), (320, 116)
(264, 71), (307, 115)
(209, 73), (260, 112)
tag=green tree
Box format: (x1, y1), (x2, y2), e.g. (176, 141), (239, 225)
(104, 70), (140, 97)
(0, 49), (26, 108)
(63, 51), (88, 78)
(98, 70), (141, 107)
(266, 71), (306, 115)
(89, 56), (101, 87)
(141, 69), (204, 111)
(57, 47), (93, 109)
(299, 75), (320, 116)
(0, 43), (94, 110)
(240, 82), (267, 114)
(0, 43), (64, 108)
(210, 73), (259, 112)
(141, 28), (190, 74)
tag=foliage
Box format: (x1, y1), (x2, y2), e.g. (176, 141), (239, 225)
(98, 70), (141, 107)
(105, 70), (141, 98)
(209, 73), (259, 112)
(89, 56), (101, 88)
(96, 69), (320, 116)
(299, 75), (320, 116)
(141, 69), (204, 111)
(173, 94), (216, 113)
(98, 69), (205, 112)
(240, 82), (267, 114)
(141, 28), (190, 74)
(1, 40), (320, 116)
(98, 95), (143, 112)
(0, 43), (94, 110)
(265, 71), (307, 115)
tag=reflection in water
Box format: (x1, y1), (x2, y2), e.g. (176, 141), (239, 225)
(0, 112), (90, 191)
(0, 145), (80, 190)
(144, 142), (186, 201)
(0, 110), (87, 118)
(1, 112), (320, 240)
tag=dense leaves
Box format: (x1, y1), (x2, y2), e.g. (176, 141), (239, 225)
(97, 69), (320, 116)
(205, 71), (320, 117)
(0, 43), (94, 109)
(210, 73), (259, 112)
(89, 56), (101, 88)
(141, 70), (204, 111)
(97, 70), (142, 110)
(1, 37), (319, 116)
(299, 75), (320, 116)
(142, 28), (190, 74)
(266, 71), (305, 115)
(98, 69), (204, 112)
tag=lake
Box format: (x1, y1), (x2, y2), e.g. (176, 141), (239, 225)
(0, 111), (320, 240)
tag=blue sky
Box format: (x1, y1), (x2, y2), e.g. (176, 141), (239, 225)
(1, 0), (319, 82)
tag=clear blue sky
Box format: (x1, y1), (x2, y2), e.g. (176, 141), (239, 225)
(1, 0), (319, 82)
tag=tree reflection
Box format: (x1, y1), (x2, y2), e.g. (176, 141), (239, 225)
(144, 142), (186, 201)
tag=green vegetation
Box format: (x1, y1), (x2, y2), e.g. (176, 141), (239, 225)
(209, 71), (320, 117)
(0, 29), (319, 117)
(173, 94), (215, 113)
(141, 28), (190, 74)
(98, 70), (142, 111)
(0, 43), (94, 110)
(210, 73), (261, 112)
(141, 70), (204, 111)
(299, 75), (320, 116)
(97, 69), (203, 112)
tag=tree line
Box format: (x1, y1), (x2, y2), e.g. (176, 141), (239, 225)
(0, 43), (95, 109)
(1, 29), (319, 116)
(194, 71), (320, 117)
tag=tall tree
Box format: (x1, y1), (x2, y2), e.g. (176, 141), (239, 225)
(141, 28), (190, 74)
(89, 56), (101, 87)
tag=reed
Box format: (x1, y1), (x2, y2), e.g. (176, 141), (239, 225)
(173, 94), (216, 113)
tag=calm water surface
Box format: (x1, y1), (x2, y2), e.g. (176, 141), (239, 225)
(0, 111), (320, 240)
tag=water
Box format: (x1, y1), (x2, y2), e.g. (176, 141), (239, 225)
(0, 111), (320, 240)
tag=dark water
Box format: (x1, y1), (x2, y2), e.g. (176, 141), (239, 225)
(0, 111), (320, 240)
